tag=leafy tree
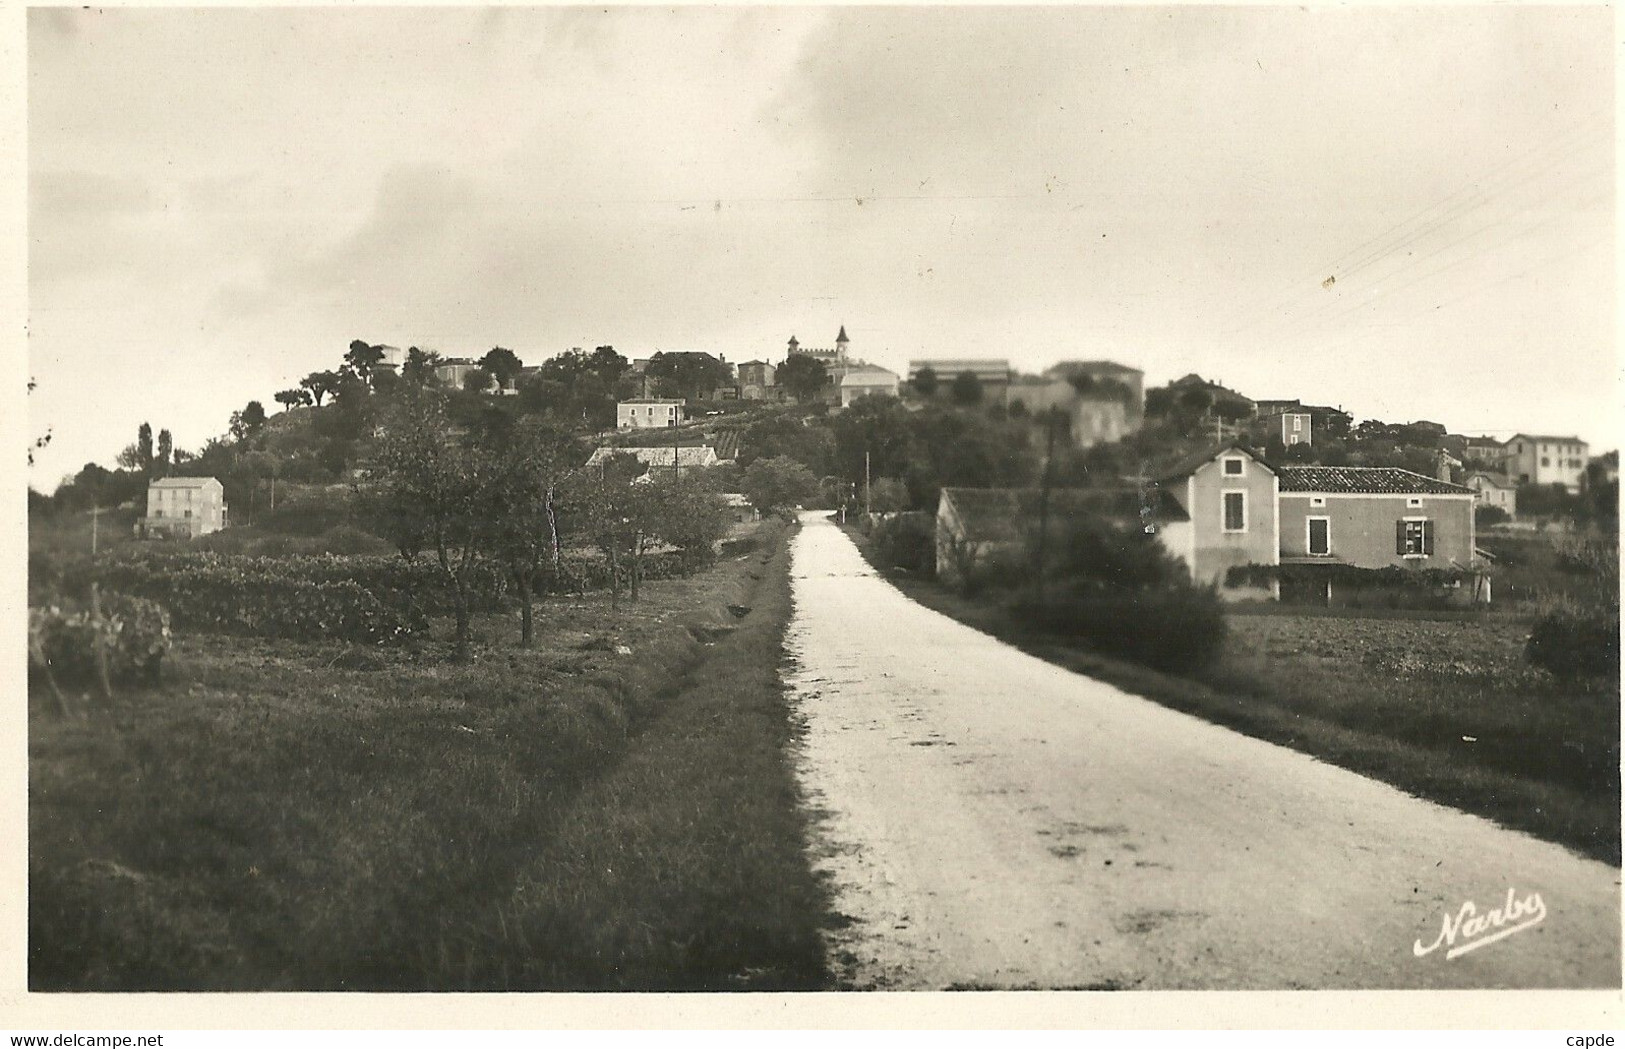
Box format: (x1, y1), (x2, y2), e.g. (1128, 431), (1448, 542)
(480, 346), (524, 390)
(741, 455), (817, 515)
(645, 351), (732, 401)
(302, 370), (341, 406)
(912, 366), (939, 397)
(951, 371), (983, 407)
(776, 355), (829, 403)
(830, 395), (918, 491)
(27, 377), (51, 468)
(368, 391), (510, 662)
(344, 340), (386, 384)
(275, 388), (313, 410)
(229, 401), (267, 444)
(463, 367), (495, 394)
(738, 412), (834, 472)
(868, 477), (910, 512)
(534, 347), (627, 428)
(401, 347), (443, 386)
(137, 422), (154, 474)
(1475, 504), (1511, 529)
(155, 429), (173, 477)
(114, 443), (144, 471)
(487, 421), (585, 645)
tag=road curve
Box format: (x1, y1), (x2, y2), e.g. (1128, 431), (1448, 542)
(783, 513), (1621, 990)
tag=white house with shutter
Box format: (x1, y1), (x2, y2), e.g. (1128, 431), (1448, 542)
(617, 399), (685, 429)
(140, 476), (228, 539)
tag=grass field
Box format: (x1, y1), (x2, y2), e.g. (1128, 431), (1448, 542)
(30, 521), (836, 990)
(846, 526), (1620, 866)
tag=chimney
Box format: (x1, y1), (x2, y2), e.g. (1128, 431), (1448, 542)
(1436, 450), (1456, 485)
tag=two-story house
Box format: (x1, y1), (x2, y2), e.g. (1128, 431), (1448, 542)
(141, 476), (228, 539)
(1502, 433), (1589, 492)
(1155, 442), (1280, 589)
(616, 399), (685, 430)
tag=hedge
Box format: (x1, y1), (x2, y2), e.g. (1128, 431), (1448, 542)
(1011, 584), (1227, 673)
(1226, 562), (1475, 589)
(1526, 606), (1621, 680)
(30, 593), (173, 686)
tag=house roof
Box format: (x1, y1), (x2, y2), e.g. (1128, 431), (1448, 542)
(149, 476), (218, 488)
(1508, 433), (1587, 444)
(586, 445), (718, 469)
(1154, 441), (1274, 483)
(1466, 471), (1514, 489)
(840, 368), (899, 387)
(1277, 466), (1471, 495)
(1046, 360), (1143, 376)
(941, 486), (1189, 544)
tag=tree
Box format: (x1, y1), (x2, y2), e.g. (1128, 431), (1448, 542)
(275, 388), (313, 410)
(951, 370), (983, 406)
(776, 355), (829, 403)
(344, 340), (385, 384)
(741, 455), (818, 515)
(738, 412), (834, 472)
(487, 421), (584, 645)
(137, 422), (154, 474)
(644, 351), (733, 401)
(912, 366), (939, 398)
(115, 443), (144, 471)
(402, 347), (443, 386)
(155, 429), (173, 477)
(868, 477), (910, 512)
(463, 367), (495, 394)
(229, 401), (267, 443)
(368, 391), (508, 662)
(27, 377), (51, 468)
(302, 370), (341, 406)
(479, 346), (524, 390)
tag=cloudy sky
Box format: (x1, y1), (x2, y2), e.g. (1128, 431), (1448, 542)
(26, 5), (1615, 487)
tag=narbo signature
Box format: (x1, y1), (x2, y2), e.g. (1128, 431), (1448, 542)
(1414, 887), (1547, 960)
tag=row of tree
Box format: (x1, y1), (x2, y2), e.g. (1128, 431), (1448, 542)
(363, 388), (732, 661)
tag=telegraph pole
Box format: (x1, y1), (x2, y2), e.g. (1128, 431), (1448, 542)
(864, 449), (871, 517)
(90, 502), (99, 556)
(672, 404), (680, 483)
(1034, 409), (1058, 600)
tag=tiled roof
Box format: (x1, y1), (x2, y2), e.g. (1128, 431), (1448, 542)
(1277, 466), (1470, 495)
(1508, 433), (1586, 444)
(941, 486), (1189, 544)
(149, 476), (218, 488)
(587, 446), (718, 469)
(840, 368), (899, 387)
(1047, 360), (1143, 376)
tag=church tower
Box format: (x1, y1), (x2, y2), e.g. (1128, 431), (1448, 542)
(835, 325), (849, 364)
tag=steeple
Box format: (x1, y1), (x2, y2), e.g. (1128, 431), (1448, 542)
(788, 335), (799, 352)
(836, 325), (849, 345)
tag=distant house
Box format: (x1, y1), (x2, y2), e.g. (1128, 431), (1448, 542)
(139, 476), (228, 539)
(617, 399), (685, 430)
(1006, 376), (1134, 448)
(586, 445), (719, 477)
(934, 486), (1190, 586)
(909, 359), (1012, 404)
(1166, 374), (1256, 418)
(738, 361), (777, 400)
(432, 358), (483, 388)
(719, 492), (757, 523)
(840, 367), (901, 407)
(1503, 433), (1589, 492)
(1155, 443), (1279, 590)
(1466, 472), (1517, 517)
(1043, 360), (1145, 421)
(1252, 399), (1352, 446)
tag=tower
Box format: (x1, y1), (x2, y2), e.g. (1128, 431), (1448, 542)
(788, 335), (799, 355)
(835, 325), (849, 363)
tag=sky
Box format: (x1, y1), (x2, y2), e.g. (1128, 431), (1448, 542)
(25, 4), (1617, 489)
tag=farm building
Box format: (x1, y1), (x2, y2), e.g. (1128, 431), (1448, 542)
(138, 476), (228, 539)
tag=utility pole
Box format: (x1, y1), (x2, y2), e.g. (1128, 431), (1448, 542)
(864, 448), (871, 518)
(1034, 409), (1058, 600)
(90, 502), (99, 556)
(673, 408), (680, 483)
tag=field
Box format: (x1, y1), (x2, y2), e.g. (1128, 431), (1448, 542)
(847, 527), (1620, 865)
(29, 521), (837, 990)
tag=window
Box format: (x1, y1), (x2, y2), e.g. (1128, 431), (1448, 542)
(184, 509), (192, 519)
(1288, 434), (1300, 445)
(1398, 517), (1433, 557)
(1307, 516), (1331, 556)
(1541, 457), (1550, 467)
(1222, 457), (1244, 476)
(1310, 496), (1326, 508)
(1407, 497), (1423, 508)
(1292, 416), (1303, 432)
(1222, 491), (1247, 533)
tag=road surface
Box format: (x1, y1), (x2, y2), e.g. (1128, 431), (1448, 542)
(784, 513), (1621, 989)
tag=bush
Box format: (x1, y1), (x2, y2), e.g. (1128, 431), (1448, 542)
(1526, 606), (1621, 680)
(871, 512), (935, 575)
(1012, 584), (1227, 673)
(30, 593), (172, 686)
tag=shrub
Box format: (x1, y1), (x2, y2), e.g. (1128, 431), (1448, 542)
(1526, 606), (1621, 680)
(871, 512), (936, 575)
(1012, 584), (1227, 673)
(30, 593), (172, 686)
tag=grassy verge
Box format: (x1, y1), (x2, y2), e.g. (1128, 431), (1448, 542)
(845, 525), (1620, 866)
(30, 521), (835, 990)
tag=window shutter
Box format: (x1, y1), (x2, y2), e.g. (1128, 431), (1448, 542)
(1423, 520), (1435, 555)
(1396, 519), (1406, 554)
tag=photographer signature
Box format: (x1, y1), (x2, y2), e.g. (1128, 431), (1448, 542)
(1414, 887), (1547, 960)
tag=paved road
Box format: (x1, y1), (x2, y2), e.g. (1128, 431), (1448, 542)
(784, 513), (1621, 989)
